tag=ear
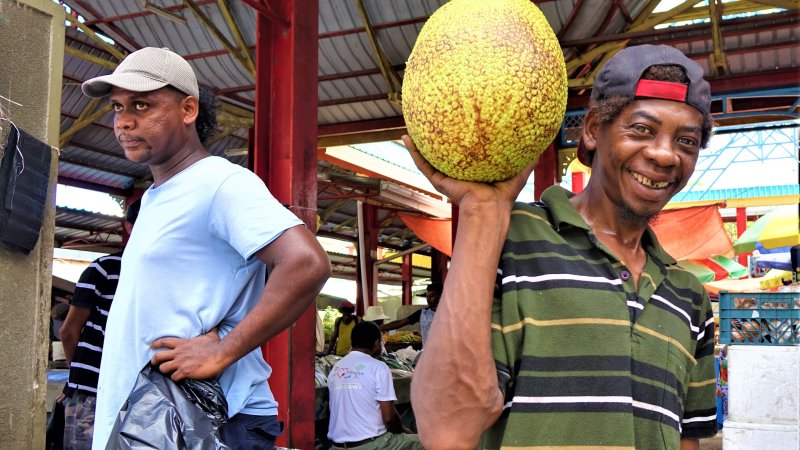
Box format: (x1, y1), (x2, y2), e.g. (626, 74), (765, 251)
(581, 109), (601, 156)
(181, 95), (200, 125)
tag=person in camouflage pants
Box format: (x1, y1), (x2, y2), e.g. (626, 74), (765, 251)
(63, 394), (96, 449)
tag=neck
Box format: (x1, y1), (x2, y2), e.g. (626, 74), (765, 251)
(570, 187), (649, 249)
(150, 135), (209, 186)
(569, 189), (649, 280)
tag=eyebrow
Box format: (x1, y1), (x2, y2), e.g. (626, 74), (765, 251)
(630, 110), (661, 125)
(630, 110), (701, 134)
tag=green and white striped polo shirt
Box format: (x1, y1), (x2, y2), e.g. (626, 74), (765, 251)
(486, 186), (717, 449)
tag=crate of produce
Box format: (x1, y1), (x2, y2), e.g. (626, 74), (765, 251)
(719, 291), (800, 345)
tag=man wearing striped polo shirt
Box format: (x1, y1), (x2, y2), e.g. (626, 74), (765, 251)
(59, 200), (139, 449)
(406, 45), (718, 449)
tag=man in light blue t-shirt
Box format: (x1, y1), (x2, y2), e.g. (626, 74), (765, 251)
(80, 47), (331, 450)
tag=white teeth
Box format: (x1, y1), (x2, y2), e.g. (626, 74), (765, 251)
(632, 172), (669, 189)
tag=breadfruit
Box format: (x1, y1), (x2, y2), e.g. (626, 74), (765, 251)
(402, 0), (568, 182)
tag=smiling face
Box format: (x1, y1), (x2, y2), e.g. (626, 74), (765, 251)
(109, 86), (197, 166)
(583, 98), (703, 224)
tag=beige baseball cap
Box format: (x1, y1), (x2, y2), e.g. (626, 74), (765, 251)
(82, 47), (199, 99)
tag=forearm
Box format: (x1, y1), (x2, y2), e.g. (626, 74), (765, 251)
(680, 438), (700, 450)
(216, 250), (330, 369)
(60, 329), (79, 364)
(411, 199), (509, 449)
(60, 307), (90, 364)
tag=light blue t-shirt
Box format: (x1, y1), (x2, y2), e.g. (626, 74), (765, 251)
(92, 156), (303, 449)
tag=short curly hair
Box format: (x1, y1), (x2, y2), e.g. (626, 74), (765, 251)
(583, 65), (714, 165)
(195, 88), (217, 145)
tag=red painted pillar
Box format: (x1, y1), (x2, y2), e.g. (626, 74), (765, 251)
(253, 1), (318, 447)
(534, 143), (557, 200)
(571, 171), (584, 194)
(736, 207), (748, 266)
(402, 254), (412, 305)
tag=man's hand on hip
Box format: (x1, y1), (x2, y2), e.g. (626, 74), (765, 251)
(150, 328), (225, 381)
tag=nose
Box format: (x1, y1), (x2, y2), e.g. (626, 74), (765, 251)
(115, 109), (135, 130)
(644, 136), (679, 167)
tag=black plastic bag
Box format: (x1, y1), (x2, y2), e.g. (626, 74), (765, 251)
(45, 398), (64, 450)
(0, 123), (52, 254)
(106, 365), (231, 450)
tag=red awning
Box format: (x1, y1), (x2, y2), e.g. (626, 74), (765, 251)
(651, 204), (734, 261)
(399, 213), (452, 256)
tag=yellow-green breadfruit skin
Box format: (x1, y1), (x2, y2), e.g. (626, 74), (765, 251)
(402, 0), (568, 182)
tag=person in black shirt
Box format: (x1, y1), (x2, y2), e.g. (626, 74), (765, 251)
(58, 199), (139, 450)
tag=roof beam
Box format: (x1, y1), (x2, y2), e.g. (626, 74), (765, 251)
(64, 45), (117, 70)
(240, 0), (290, 26)
(319, 16), (427, 40)
(217, 0), (256, 74)
(65, 12), (126, 61)
(566, 0), (700, 73)
(60, 99), (112, 147)
(749, 0), (798, 9)
(183, 0), (255, 77)
(562, 10), (797, 48)
(69, 0), (142, 51)
(81, 0), (216, 25)
(708, 0), (731, 76)
(318, 117), (406, 136)
(354, 0), (402, 104)
(667, 0), (794, 23)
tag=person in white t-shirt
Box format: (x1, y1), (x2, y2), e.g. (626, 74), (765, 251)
(327, 321), (423, 450)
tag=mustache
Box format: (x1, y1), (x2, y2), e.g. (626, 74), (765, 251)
(117, 134), (144, 143)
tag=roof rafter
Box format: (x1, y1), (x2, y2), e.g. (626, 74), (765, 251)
(708, 0), (731, 76)
(65, 12), (126, 61)
(60, 99), (112, 148)
(64, 45), (117, 70)
(217, 0), (256, 74)
(354, 0), (402, 105)
(183, 0), (255, 77)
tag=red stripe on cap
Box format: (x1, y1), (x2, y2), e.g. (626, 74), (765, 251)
(635, 79), (688, 102)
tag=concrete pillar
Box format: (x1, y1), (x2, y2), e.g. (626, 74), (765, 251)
(0, 1), (64, 448)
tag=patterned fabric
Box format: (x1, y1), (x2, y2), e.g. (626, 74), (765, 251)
(66, 252), (122, 396)
(419, 308), (436, 344)
(63, 393), (96, 450)
(486, 186), (717, 449)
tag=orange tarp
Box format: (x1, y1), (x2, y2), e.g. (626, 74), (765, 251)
(650, 204), (734, 261)
(399, 213), (452, 256)
(401, 204), (732, 262)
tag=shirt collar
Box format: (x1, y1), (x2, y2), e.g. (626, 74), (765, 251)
(540, 185), (676, 265)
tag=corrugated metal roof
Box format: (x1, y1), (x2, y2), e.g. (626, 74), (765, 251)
(54, 0), (799, 254)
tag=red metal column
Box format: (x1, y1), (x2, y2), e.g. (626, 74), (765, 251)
(253, 1), (318, 447)
(534, 143), (557, 200)
(736, 207), (748, 266)
(401, 254), (412, 305)
(430, 249), (449, 285)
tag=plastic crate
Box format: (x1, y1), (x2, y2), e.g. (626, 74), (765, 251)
(719, 291), (800, 345)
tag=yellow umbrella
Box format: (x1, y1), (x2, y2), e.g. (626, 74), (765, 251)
(734, 206), (799, 253)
